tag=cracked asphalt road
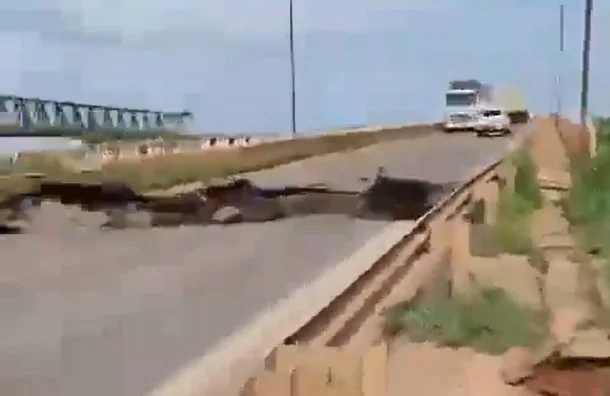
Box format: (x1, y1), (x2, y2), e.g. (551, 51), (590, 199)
(0, 125), (531, 396)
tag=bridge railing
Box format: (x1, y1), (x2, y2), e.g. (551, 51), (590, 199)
(0, 95), (193, 132)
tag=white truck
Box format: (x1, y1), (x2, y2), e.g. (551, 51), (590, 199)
(443, 80), (530, 134)
(443, 79), (493, 133)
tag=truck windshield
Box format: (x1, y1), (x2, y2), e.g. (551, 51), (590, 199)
(446, 92), (477, 107)
(482, 110), (502, 117)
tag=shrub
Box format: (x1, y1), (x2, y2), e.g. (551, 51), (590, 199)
(385, 288), (547, 355)
(491, 149), (541, 255)
(512, 149), (542, 210)
(561, 118), (610, 254)
(495, 192), (536, 254)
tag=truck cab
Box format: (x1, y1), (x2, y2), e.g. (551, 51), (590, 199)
(442, 79), (496, 133)
(443, 89), (480, 132)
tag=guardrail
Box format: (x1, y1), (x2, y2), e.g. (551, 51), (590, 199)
(146, 125), (538, 396)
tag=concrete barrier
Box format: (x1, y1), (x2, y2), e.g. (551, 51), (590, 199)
(3, 123), (435, 177)
(241, 342), (388, 396)
(87, 123), (429, 164)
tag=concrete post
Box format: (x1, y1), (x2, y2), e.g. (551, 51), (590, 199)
(480, 179), (500, 225)
(497, 160), (516, 196)
(450, 213), (475, 298)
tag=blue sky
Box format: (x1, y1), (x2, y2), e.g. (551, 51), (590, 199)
(0, 0), (608, 134)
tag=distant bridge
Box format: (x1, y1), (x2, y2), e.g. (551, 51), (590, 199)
(0, 95), (194, 133)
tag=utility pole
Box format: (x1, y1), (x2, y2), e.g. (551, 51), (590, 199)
(555, 3), (565, 125)
(580, 0), (593, 154)
(289, 0), (297, 137)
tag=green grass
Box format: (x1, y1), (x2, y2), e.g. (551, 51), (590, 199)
(492, 149), (542, 255)
(560, 117), (610, 254)
(557, 117), (610, 312)
(512, 149), (543, 210)
(495, 192), (536, 255)
(384, 288), (547, 355)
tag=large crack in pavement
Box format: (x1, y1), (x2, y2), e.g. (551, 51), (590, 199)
(0, 167), (458, 233)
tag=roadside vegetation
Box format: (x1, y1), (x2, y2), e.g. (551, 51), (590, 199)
(0, 125), (431, 193)
(384, 147), (546, 354)
(493, 149), (542, 255)
(560, 117), (610, 255)
(382, 117), (610, 396)
(558, 117), (610, 293)
(384, 288), (547, 355)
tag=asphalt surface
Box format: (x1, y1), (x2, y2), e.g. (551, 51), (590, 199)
(0, 125), (531, 396)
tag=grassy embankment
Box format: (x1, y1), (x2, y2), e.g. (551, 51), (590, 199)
(0, 125), (432, 194)
(384, 116), (610, 356)
(384, 146), (548, 355)
(560, 117), (610, 279)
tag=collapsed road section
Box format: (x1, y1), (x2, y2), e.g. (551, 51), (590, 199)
(0, 170), (457, 233)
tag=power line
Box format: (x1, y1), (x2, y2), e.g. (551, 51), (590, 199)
(289, 0), (297, 137)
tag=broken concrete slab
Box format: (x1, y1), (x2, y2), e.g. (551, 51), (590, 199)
(212, 206), (243, 224)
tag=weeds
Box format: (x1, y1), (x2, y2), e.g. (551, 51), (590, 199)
(512, 149), (543, 210)
(558, 117), (610, 313)
(561, 118), (610, 255)
(495, 192), (536, 254)
(384, 288), (547, 355)
(492, 149), (542, 255)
